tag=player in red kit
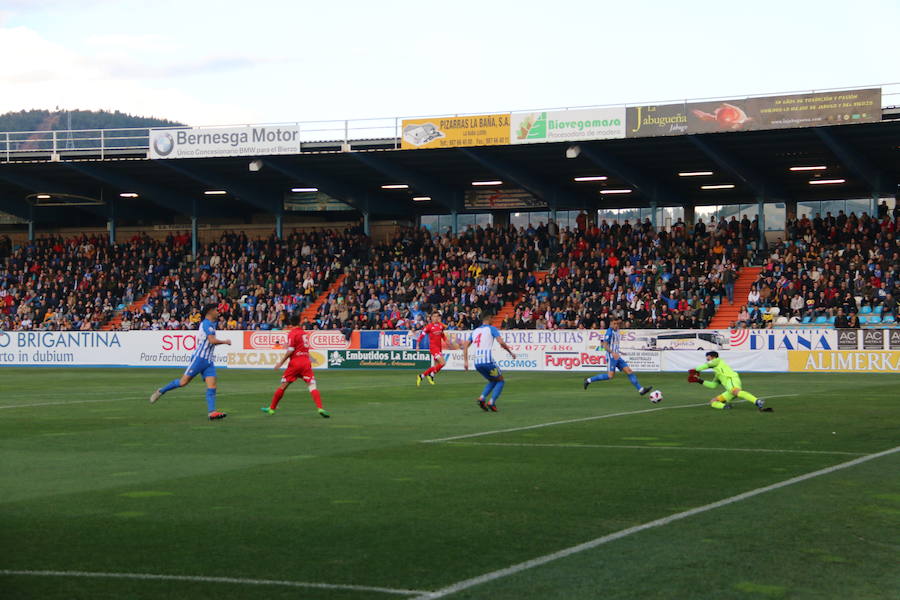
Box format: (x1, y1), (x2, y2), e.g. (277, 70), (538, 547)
(262, 314), (330, 418)
(416, 312), (450, 386)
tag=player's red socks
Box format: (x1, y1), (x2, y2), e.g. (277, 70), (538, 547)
(270, 388), (285, 410)
(423, 363), (444, 377)
(310, 390), (323, 409)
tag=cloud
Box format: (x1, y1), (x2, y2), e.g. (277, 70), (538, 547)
(0, 25), (263, 125)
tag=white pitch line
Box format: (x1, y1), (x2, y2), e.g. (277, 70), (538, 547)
(421, 394), (800, 444)
(0, 569), (429, 596)
(413, 445), (900, 599)
(420, 403), (708, 444)
(0, 397), (139, 410)
(448, 442), (866, 456)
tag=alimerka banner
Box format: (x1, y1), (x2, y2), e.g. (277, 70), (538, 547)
(400, 114), (511, 149)
(626, 88), (881, 137)
(149, 125), (301, 159)
(788, 350), (900, 373)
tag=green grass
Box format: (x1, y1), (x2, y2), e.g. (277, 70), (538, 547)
(1, 368), (898, 600)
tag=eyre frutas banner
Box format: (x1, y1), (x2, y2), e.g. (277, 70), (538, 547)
(149, 125), (301, 159)
(626, 88), (881, 138)
(510, 108), (626, 144)
(400, 114), (511, 149)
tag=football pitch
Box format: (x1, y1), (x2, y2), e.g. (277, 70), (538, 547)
(1, 368), (898, 600)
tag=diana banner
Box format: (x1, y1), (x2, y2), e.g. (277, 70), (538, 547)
(149, 125), (302, 159)
(400, 114), (510, 150)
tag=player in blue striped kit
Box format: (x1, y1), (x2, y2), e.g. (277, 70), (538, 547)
(583, 319), (652, 396)
(461, 315), (517, 412)
(150, 304), (232, 420)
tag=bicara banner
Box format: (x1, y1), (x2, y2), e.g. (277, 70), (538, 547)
(626, 88), (881, 138)
(400, 114), (510, 150)
(510, 108), (626, 144)
(149, 125), (302, 159)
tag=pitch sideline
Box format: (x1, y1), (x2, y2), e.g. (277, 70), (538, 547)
(411, 445), (900, 599)
(0, 569), (430, 596)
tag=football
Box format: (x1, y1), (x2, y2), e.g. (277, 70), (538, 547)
(649, 390), (664, 404)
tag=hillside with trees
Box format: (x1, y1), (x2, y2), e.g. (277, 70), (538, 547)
(0, 109), (183, 132)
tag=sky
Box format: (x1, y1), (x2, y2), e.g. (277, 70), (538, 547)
(1, 0), (898, 127)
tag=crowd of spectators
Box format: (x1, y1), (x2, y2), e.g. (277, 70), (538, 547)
(0, 233), (187, 331)
(738, 205), (899, 328)
(501, 214), (756, 330)
(309, 226), (537, 331)
(122, 229), (366, 331)
(3, 202), (895, 333)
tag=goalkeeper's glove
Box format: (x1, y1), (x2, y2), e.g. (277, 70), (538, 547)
(687, 369), (701, 384)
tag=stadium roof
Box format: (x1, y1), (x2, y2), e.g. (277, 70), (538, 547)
(1, 113), (898, 228)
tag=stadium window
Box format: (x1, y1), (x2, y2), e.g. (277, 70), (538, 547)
(797, 201), (821, 220)
(844, 198), (871, 217)
(763, 203), (785, 231)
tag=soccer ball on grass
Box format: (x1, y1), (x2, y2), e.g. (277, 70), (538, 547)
(648, 390), (663, 404)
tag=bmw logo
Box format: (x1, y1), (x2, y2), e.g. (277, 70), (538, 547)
(152, 132), (175, 157)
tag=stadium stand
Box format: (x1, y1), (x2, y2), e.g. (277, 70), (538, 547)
(737, 211), (898, 328)
(0, 233), (187, 331)
(2, 209), (895, 332)
(500, 217), (753, 330)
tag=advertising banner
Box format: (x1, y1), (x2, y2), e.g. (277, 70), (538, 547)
(727, 328), (836, 351)
(510, 108), (626, 144)
(464, 188), (547, 210)
(400, 114), (511, 149)
(862, 329), (885, 350)
(627, 88), (881, 138)
(787, 350), (900, 373)
(662, 350), (788, 373)
(837, 329), (859, 350)
(149, 125), (301, 159)
(0, 330), (330, 369)
(327, 349), (431, 369)
(889, 329), (900, 350)
(284, 191), (353, 212)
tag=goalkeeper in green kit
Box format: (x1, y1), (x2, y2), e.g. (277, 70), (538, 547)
(688, 351), (773, 412)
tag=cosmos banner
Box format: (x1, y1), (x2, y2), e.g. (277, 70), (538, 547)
(626, 88), (881, 137)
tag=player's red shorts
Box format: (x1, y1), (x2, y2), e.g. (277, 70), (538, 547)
(282, 358), (314, 384)
(430, 347), (445, 360)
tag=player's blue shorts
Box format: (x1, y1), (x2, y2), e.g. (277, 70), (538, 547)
(185, 357), (216, 379)
(475, 362), (502, 381)
(607, 354), (629, 372)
